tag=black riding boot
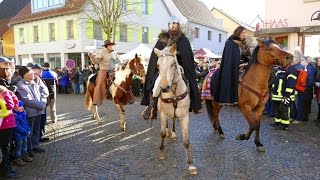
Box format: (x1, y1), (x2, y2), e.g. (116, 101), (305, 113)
(150, 97), (158, 120)
(143, 95), (154, 120)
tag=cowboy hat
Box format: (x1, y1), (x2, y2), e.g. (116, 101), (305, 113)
(102, 40), (116, 47)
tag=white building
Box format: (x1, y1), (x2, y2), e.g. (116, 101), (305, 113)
(9, 0), (226, 69)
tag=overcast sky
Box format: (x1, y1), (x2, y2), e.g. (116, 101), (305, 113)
(199, 0), (265, 25)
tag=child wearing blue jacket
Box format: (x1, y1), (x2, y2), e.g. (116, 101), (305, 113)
(13, 101), (33, 166)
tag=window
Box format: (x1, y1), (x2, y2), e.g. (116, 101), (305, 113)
(120, 24), (127, 42)
(33, 57), (45, 66)
(119, 0), (127, 11)
(19, 28), (24, 44)
(141, 0), (148, 14)
(142, 27), (148, 43)
(219, 33), (222, 42)
(195, 27), (199, 38)
(49, 55), (61, 69)
(93, 21), (102, 40)
(208, 31), (212, 40)
(49, 23), (55, 41)
(33, 26), (39, 42)
(66, 20), (74, 39)
(32, 0), (64, 12)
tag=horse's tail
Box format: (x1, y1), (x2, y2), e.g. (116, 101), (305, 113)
(205, 100), (214, 124)
(85, 74), (95, 111)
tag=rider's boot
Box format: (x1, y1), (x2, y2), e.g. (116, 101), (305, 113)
(150, 97), (158, 119)
(142, 95), (153, 120)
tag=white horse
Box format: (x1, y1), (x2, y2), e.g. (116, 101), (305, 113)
(153, 44), (197, 174)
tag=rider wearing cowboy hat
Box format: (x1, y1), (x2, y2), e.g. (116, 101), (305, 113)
(88, 40), (134, 105)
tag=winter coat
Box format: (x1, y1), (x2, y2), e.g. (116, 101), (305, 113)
(0, 90), (19, 130)
(13, 111), (30, 141)
(59, 71), (69, 87)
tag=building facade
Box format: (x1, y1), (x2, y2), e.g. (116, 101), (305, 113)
(255, 0), (320, 57)
(9, 0), (227, 68)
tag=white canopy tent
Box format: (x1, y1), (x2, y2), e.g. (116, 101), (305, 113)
(120, 44), (152, 64)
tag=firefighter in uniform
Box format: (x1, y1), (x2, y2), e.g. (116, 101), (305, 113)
(271, 65), (298, 130)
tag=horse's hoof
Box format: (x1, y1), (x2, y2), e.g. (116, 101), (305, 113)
(171, 132), (177, 140)
(159, 153), (165, 160)
(213, 129), (218, 133)
(189, 166), (198, 175)
(236, 134), (246, 140)
(257, 146), (265, 152)
(120, 123), (126, 131)
(219, 134), (225, 139)
(166, 128), (170, 138)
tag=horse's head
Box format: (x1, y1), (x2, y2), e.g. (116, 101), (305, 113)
(126, 54), (145, 79)
(257, 38), (293, 67)
(154, 43), (178, 93)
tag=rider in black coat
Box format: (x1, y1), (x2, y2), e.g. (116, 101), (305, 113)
(212, 26), (247, 105)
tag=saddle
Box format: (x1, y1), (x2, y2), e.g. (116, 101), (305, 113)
(89, 69), (115, 99)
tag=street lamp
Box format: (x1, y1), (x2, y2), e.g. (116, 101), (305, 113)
(311, 10), (320, 21)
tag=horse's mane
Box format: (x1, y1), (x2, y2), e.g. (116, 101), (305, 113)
(242, 46), (260, 76)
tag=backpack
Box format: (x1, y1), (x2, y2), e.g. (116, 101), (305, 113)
(295, 68), (308, 93)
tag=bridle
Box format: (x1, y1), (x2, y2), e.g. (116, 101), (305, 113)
(258, 45), (283, 67)
(158, 52), (188, 118)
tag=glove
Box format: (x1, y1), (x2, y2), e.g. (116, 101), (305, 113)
(281, 97), (291, 107)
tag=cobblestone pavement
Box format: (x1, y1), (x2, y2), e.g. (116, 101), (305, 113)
(15, 94), (320, 179)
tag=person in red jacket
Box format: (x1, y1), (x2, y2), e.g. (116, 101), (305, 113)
(0, 84), (20, 178)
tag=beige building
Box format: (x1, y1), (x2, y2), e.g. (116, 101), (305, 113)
(211, 8), (255, 41)
(255, 0), (320, 57)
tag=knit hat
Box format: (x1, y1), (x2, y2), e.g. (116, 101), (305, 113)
(31, 63), (42, 70)
(19, 66), (31, 78)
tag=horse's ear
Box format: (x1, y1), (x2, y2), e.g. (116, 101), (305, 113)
(170, 43), (177, 54)
(154, 48), (161, 57)
(135, 53), (138, 59)
(257, 38), (265, 48)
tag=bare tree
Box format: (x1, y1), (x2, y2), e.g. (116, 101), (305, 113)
(83, 0), (132, 41)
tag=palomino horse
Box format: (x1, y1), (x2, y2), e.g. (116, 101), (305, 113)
(153, 44), (197, 174)
(85, 54), (145, 131)
(207, 39), (293, 152)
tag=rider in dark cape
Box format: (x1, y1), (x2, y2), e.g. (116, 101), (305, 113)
(141, 15), (202, 120)
(212, 26), (247, 105)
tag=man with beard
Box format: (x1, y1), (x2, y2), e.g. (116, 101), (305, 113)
(141, 16), (202, 120)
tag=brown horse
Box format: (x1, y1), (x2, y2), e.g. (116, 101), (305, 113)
(85, 54), (145, 131)
(207, 38), (293, 152)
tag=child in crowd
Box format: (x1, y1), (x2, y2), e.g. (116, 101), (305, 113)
(13, 101), (33, 166)
(0, 85), (20, 179)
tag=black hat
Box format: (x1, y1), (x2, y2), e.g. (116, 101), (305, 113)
(31, 63), (42, 70)
(19, 66), (31, 78)
(26, 62), (34, 67)
(102, 40), (116, 47)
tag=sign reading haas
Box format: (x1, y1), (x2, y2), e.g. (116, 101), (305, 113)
(256, 19), (289, 30)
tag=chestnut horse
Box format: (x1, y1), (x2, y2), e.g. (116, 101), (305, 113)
(85, 54), (145, 131)
(207, 39), (293, 152)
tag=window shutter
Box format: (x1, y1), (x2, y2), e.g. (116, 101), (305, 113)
(137, 26), (142, 43)
(62, 20), (67, 40)
(43, 24), (49, 42)
(73, 19), (78, 38)
(29, 26), (34, 43)
(136, 0), (142, 13)
(86, 20), (93, 39)
(15, 28), (20, 44)
(148, 28), (152, 44)
(55, 22), (59, 40)
(127, 0), (133, 11)
(38, 25), (43, 42)
(127, 25), (133, 42)
(147, 0), (153, 15)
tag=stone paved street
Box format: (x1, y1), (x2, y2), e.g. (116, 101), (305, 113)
(15, 94), (320, 179)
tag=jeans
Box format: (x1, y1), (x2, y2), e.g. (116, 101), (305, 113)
(27, 115), (41, 151)
(264, 95), (274, 115)
(295, 93), (304, 121)
(72, 83), (78, 94)
(61, 86), (68, 94)
(40, 112), (47, 139)
(15, 138), (28, 158)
